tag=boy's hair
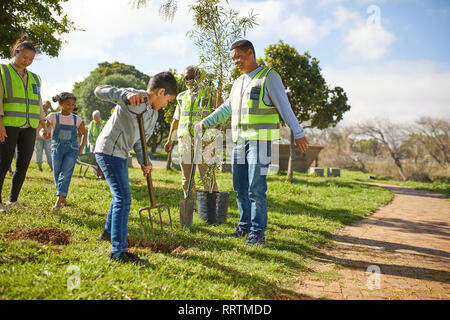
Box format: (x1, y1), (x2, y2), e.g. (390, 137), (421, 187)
(10, 32), (40, 57)
(148, 72), (178, 96)
(230, 39), (255, 57)
(53, 92), (77, 103)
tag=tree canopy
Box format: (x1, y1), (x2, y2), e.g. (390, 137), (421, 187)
(73, 62), (149, 121)
(261, 40), (351, 130)
(0, 0), (76, 58)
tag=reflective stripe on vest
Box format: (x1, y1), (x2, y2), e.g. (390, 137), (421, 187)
(230, 67), (280, 142)
(177, 87), (212, 138)
(0, 64), (41, 128)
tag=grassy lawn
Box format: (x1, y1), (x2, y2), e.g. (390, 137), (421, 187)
(347, 170), (450, 197)
(0, 164), (394, 299)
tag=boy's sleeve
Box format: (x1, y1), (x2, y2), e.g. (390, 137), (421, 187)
(133, 139), (152, 166)
(94, 85), (132, 106)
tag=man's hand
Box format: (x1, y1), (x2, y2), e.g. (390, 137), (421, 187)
(295, 137), (309, 153)
(127, 93), (147, 106)
(164, 140), (173, 153)
(0, 121), (7, 143)
(141, 164), (152, 177)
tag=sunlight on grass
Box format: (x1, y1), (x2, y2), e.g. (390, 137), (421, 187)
(0, 164), (394, 299)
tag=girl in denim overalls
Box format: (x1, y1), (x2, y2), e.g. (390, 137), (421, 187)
(45, 93), (87, 211)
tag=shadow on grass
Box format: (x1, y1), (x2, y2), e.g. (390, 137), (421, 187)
(170, 248), (313, 299)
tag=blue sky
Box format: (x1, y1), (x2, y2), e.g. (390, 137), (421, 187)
(2, 0), (449, 124)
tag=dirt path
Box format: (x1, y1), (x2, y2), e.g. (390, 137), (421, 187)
(296, 183), (450, 300)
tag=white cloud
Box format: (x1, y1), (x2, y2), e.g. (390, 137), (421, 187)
(57, 0), (194, 61)
(323, 60), (450, 124)
(40, 74), (85, 105)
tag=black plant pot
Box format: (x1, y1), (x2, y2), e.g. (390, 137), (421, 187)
(197, 191), (229, 225)
(215, 192), (229, 224)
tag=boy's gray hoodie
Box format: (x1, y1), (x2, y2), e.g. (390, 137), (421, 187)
(93, 85), (158, 165)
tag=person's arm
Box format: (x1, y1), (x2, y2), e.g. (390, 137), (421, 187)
(94, 85), (148, 110)
(87, 122), (94, 145)
(164, 119), (179, 153)
(265, 71), (309, 152)
(78, 122), (87, 155)
(201, 98), (232, 129)
(133, 140), (152, 176)
(266, 71), (305, 139)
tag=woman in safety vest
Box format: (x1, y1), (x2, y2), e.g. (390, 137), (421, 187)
(0, 33), (49, 212)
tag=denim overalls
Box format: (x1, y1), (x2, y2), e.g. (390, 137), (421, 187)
(51, 113), (79, 197)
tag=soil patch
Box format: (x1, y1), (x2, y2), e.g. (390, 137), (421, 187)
(5, 226), (72, 245)
(127, 238), (188, 254)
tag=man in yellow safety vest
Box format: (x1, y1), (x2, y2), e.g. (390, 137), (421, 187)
(165, 66), (219, 199)
(198, 40), (309, 246)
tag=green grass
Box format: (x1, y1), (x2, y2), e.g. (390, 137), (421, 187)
(0, 165), (394, 299)
(346, 170), (450, 197)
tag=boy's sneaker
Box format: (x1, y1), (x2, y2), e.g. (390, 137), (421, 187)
(6, 201), (26, 210)
(100, 230), (111, 242)
(246, 235), (265, 247)
(0, 203), (9, 213)
(110, 252), (149, 265)
(222, 228), (248, 238)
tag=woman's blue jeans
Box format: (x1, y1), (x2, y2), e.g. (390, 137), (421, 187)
(232, 139), (272, 238)
(95, 153), (131, 258)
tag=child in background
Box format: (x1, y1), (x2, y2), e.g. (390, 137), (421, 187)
(94, 72), (177, 265)
(35, 100), (54, 172)
(46, 93), (87, 211)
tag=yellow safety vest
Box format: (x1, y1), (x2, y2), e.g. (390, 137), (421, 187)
(230, 67), (280, 142)
(0, 64), (41, 128)
(177, 87), (213, 138)
(90, 120), (106, 144)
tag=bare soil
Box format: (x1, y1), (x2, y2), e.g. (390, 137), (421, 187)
(5, 226), (72, 245)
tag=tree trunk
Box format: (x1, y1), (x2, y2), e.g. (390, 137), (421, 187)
(287, 130), (295, 180)
(393, 157), (407, 181)
(151, 137), (158, 154)
(166, 150), (172, 170)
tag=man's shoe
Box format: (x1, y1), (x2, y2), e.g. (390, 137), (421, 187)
(100, 230), (111, 242)
(6, 201), (26, 210)
(246, 235), (265, 246)
(110, 252), (149, 265)
(0, 203), (9, 213)
(222, 228), (248, 238)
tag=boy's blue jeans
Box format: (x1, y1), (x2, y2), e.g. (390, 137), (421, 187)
(95, 153), (131, 258)
(232, 139), (272, 238)
(51, 142), (78, 197)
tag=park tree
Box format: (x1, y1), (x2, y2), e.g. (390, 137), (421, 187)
(73, 62), (176, 154)
(261, 41), (351, 179)
(356, 120), (409, 181)
(411, 117), (450, 169)
(73, 62), (149, 121)
(132, 0), (257, 105)
(0, 0), (76, 58)
(187, 0), (257, 106)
